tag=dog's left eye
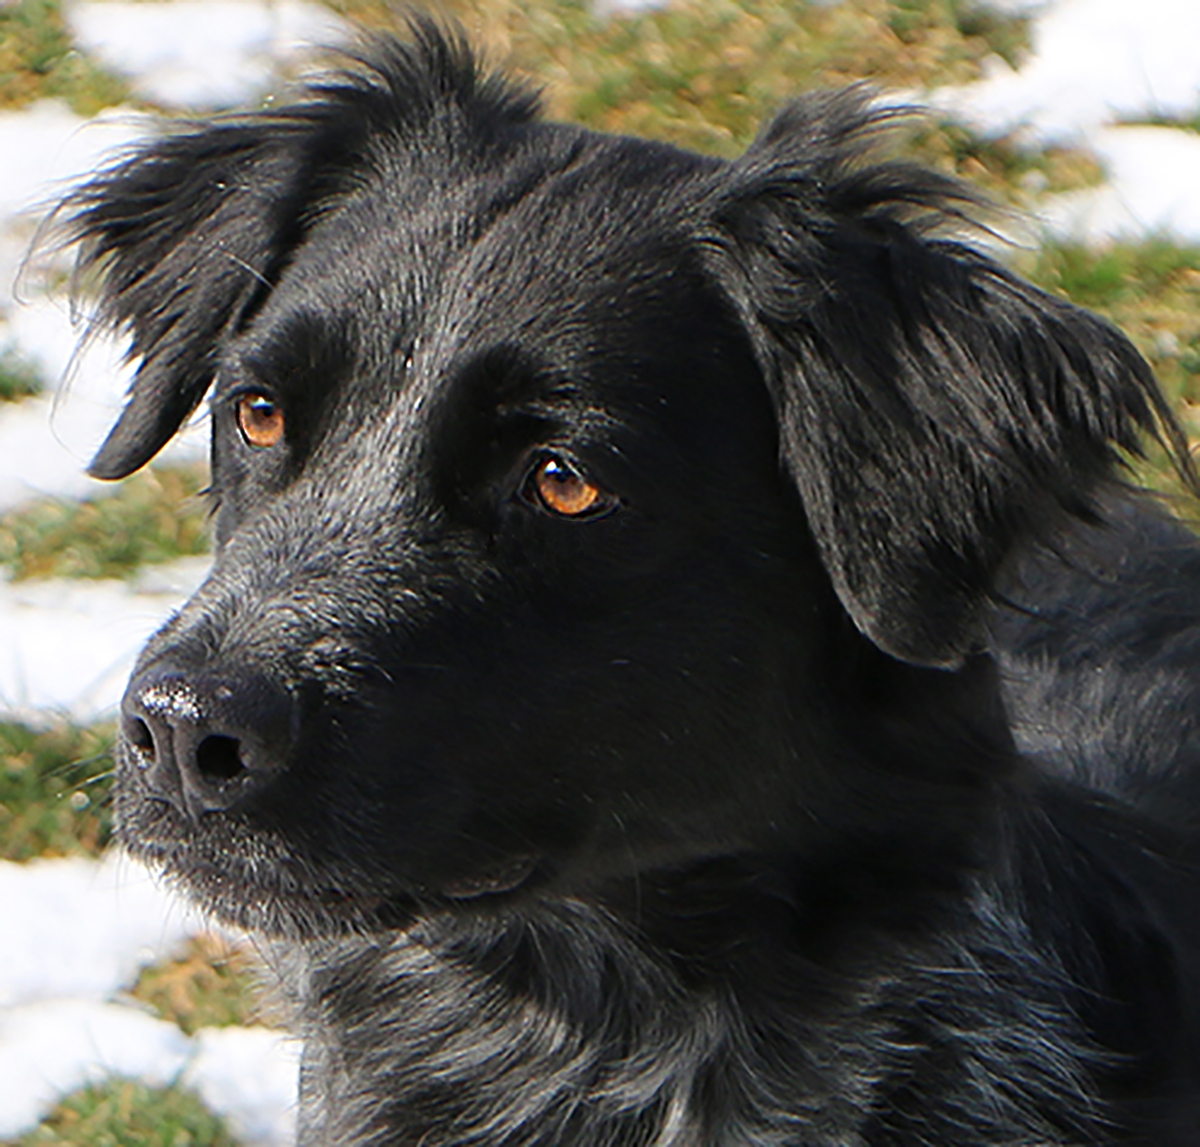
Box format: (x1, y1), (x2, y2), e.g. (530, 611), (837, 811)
(236, 392), (285, 449)
(524, 455), (617, 519)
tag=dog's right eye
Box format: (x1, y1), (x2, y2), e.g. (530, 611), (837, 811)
(523, 454), (618, 520)
(236, 392), (285, 449)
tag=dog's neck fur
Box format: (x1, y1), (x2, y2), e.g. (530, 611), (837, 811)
(272, 656), (1117, 1147)
(278, 850), (1108, 1147)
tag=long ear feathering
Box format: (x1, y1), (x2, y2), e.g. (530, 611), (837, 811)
(59, 116), (327, 479)
(55, 16), (539, 481)
(696, 87), (1195, 667)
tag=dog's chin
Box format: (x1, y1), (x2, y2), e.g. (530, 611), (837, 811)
(120, 837), (410, 940)
(182, 872), (418, 939)
(116, 788), (544, 939)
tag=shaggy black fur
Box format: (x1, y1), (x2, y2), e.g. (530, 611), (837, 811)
(997, 496), (1200, 851)
(62, 21), (1200, 1145)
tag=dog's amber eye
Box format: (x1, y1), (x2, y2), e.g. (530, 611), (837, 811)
(530, 456), (612, 518)
(237, 393), (284, 449)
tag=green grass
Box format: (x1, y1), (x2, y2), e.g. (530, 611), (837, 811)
(0, 464), (212, 582)
(1020, 239), (1200, 502)
(1024, 239), (1200, 404)
(0, 0), (129, 113)
(131, 935), (272, 1037)
(0, 346), (44, 402)
(329, 0), (1035, 164)
(1027, 238), (1200, 309)
(911, 120), (1104, 204)
(8, 1079), (241, 1147)
(319, 0), (1101, 216)
(1119, 109), (1200, 136)
(0, 720), (115, 860)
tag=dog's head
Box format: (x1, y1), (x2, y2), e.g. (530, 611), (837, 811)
(64, 23), (1186, 935)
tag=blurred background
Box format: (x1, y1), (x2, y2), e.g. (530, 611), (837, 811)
(1, 0), (1199, 1142)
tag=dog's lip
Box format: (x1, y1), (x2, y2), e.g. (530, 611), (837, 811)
(313, 886), (387, 912)
(440, 854), (540, 900)
(123, 833), (393, 916)
(121, 790), (541, 912)
(127, 824), (538, 918)
(238, 882), (391, 921)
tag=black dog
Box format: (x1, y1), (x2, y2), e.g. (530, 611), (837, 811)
(64, 23), (1200, 1144)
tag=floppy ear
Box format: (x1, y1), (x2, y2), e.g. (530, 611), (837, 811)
(698, 89), (1192, 668)
(62, 111), (340, 479)
(63, 20), (538, 481)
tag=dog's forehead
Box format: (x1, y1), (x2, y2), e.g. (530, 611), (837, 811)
(244, 127), (722, 401)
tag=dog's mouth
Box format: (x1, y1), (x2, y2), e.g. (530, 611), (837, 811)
(122, 829), (404, 936)
(153, 849), (542, 938)
(116, 775), (544, 936)
(440, 854), (541, 900)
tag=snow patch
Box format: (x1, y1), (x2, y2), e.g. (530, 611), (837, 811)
(0, 101), (146, 315)
(68, 0), (351, 110)
(0, 558), (210, 723)
(0, 101), (143, 225)
(0, 1000), (192, 1138)
(0, 855), (298, 1143)
(934, 0), (1200, 142)
(187, 1027), (300, 1147)
(0, 852), (217, 1135)
(0, 299), (209, 513)
(1039, 125), (1200, 242)
(0, 853), (206, 1008)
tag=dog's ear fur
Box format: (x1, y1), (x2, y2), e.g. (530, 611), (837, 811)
(64, 113), (338, 480)
(698, 89), (1193, 667)
(62, 21), (538, 480)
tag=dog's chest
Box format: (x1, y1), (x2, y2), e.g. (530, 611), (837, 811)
(279, 924), (870, 1147)
(274, 904), (1108, 1147)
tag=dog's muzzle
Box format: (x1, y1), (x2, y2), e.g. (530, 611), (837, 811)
(121, 664), (295, 823)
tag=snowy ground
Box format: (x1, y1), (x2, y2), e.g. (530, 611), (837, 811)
(934, 0), (1200, 240)
(0, 0), (1198, 1141)
(0, 854), (300, 1144)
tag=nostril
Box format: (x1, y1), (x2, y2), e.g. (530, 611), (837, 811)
(196, 734), (246, 782)
(124, 665), (292, 815)
(128, 717), (156, 762)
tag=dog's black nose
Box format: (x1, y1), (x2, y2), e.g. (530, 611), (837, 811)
(121, 666), (293, 821)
